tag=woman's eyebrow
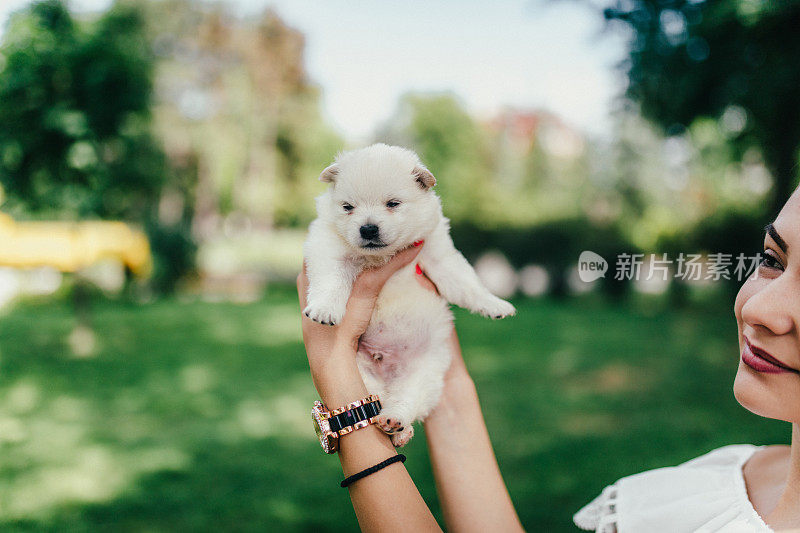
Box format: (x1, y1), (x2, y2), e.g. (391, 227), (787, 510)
(765, 223), (789, 253)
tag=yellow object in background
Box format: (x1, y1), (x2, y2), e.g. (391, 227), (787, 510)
(0, 212), (152, 278)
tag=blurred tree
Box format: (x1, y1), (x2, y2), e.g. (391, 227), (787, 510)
(272, 95), (345, 226)
(377, 93), (493, 223)
(0, 0), (167, 220)
(487, 109), (594, 226)
(140, 0), (342, 234)
(603, 0), (800, 214)
(0, 0), (198, 293)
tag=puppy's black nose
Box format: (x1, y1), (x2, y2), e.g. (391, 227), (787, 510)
(360, 224), (380, 240)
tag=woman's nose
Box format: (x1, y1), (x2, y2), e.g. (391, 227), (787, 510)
(740, 277), (796, 336)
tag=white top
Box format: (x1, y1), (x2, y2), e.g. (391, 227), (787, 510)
(573, 445), (772, 532)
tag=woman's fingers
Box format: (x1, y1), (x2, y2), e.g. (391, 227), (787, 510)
(413, 264), (440, 295)
(335, 293), (379, 346)
(297, 262), (340, 360)
(336, 242), (424, 344)
(296, 263), (308, 308)
(355, 242), (425, 294)
(298, 242), (425, 348)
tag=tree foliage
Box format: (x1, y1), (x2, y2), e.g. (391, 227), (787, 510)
(376, 93), (494, 223)
(604, 0), (800, 213)
(0, 0), (166, 220)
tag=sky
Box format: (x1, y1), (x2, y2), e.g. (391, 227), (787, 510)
(0, 0), (628, 142)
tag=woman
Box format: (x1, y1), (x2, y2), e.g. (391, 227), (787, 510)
(296, 189), (800, 532)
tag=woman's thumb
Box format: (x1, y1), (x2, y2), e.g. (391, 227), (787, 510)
(335, 241), (424, 344)
(368, 241), (425, 289)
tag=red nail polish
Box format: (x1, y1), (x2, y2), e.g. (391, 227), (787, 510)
(413, 239), (424, 247)
(415, 264), (422, 275)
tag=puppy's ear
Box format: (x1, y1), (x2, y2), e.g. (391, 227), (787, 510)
(413, 166), (436, 189)
(319, 164), (339, 183)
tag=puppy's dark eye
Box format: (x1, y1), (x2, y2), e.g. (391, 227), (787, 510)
(342, 203), (354, 212)
(386, 200), (400, 208)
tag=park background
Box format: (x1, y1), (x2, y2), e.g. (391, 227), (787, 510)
(0, 0), (798, 530)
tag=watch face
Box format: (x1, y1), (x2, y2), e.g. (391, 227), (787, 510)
(312, 402), (335, 453)
(312, 414), (323, 439)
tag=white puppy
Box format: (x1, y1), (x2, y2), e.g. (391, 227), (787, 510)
(303, 144), (515, 447)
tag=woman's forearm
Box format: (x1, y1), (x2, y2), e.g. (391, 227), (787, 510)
(297, 249), (441, 532)
(320, 346), (441, 533)
(339, 425), (440, 532)
(423, 335), (524, 532)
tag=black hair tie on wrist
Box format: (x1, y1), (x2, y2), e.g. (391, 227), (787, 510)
(340, 454), (406, 488)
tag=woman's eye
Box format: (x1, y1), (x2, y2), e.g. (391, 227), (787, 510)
(760, 251), (784, 271)
(342, 203), (354, 212)
(386, 200), (400, 208)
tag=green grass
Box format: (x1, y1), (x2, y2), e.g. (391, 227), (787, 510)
(0, 288), (789, 532)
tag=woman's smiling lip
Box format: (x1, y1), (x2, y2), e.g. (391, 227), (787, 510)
(742, 337), (798, 374)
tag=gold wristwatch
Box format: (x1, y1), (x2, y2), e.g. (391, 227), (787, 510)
(311, 394), (382, 454)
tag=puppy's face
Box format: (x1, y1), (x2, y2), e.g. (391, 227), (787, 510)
(318, 145), (440, 257)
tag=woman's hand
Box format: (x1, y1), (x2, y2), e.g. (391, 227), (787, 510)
(412, 265), (474, 397)
(297, 242), (424, 406)
(414, 271), (523, 532)
(411, 262), (523, 531)
(298, 244), (519, 532)
(298, 243), (443, 532)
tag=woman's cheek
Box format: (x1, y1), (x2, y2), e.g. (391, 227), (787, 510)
(733, 278), (755, 405)
(732, 274), (800, 424)
(734, 277), (757, 335)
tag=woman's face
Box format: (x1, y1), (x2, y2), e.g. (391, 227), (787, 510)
(734, 189), (800, 423)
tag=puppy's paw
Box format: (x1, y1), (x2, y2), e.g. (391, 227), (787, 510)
(474, 295), (516, 320)
(377, 413), (415, 447)
(302, 300), (346, 326)
(390, 425), (415, 448)
(376, 414), (406, 434)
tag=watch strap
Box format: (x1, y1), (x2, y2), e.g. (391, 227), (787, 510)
(328, 400), (381, 432)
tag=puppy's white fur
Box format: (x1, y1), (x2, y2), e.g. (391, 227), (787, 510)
(303, 144), (515, 446)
